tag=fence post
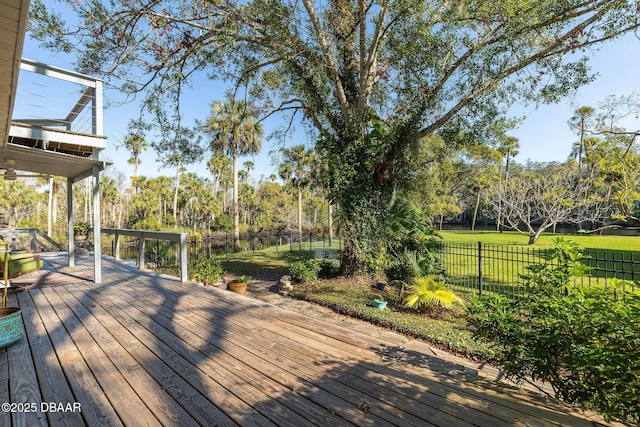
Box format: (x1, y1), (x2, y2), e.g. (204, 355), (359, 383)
(478, 241), (483, 297)
(225, 233), (228, 258)
(309, 233), (312, 251)
(276, 237), (279, 254)
(290, 231), (293, 252)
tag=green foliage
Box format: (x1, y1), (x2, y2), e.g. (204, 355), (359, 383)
(467, 238), (640, 423)
(289, 259), (320, 283)
(384, 200), (443, 282)
(191, 256), (224, 283)
(404, 276), (463, 309)
(212, 214), (233, 232)
(229, 275), (251, 284)
(73, 221), (90, 236)
(318, 259), (338, 279)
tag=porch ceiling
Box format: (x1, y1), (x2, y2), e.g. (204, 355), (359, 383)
(0, 0), (30, 150)
(2, 143), (106, 181)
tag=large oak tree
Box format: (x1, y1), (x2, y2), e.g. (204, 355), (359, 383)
(30, 0), (640, 271)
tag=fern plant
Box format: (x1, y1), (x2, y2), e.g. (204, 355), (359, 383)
(404, 275), (462, 309)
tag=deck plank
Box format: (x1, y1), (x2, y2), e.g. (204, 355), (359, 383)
(58, 284), (239, 427)
(0, 345), (9, 427)
(96, 283), (394, 427)
(6, 292), (48, 427)
(30, 289), (124, 427)
(72, 282), (346, 427)
(49, 285), (202, 427)
(112, 281), (479, 427)
(64, 283), (274, 427)
(121, 273), (608, 427)
(16, 291), (85, 427)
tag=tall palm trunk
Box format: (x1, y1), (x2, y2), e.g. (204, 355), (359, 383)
(47, 177), (54, 236)
(297, 185), (303, 237)
(233, 153), (241, 252)
(328, 202), (333, 246)
(173, 163), (181, 229)
(471, 188), (481, 231)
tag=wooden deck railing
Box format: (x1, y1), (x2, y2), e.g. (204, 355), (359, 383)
(100, 228), (188, 282)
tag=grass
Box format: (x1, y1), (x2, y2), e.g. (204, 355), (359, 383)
(439, 229), (640, 252)
(289, 276), (496, 361)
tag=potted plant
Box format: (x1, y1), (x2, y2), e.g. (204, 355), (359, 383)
(373, 298), (388, 310)
(227, 275), (251, 295)
(73, 221), (90, 241)
(1, 243), (22, 349)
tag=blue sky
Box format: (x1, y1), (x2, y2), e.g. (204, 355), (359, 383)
(18, 27), (640, 185)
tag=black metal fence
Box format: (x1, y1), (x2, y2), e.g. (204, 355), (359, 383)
(441, 242), (640, 299)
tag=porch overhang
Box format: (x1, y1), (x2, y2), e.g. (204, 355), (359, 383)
(2, 142), (107, 182)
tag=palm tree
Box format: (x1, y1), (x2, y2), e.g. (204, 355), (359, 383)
(279, 145), (313, 238)
(569, 106), (595, 177)
(496, 136), (520, 232)
(204, 96), (263, 252)
(123, 133), (148, 192)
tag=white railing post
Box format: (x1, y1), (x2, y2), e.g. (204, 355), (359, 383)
(180, 233), (188, 283)
(114, 231), (120, 261)
(67, 177), (75, 267)
(138, 233), (145, 270)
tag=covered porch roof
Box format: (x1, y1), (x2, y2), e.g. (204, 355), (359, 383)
(1, 0), (106, 283)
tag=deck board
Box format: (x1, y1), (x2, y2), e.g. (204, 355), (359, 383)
(0, 255), (625, 427)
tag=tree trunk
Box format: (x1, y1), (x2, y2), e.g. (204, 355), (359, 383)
(328, 202), (333, 246)
(47, 177), (54, 236)
(233, 154), (241, 252)
(471, 189), (481, 231)
(528, 234), (536, 245)
(52, 180), (58, 223)
(297, 186), (303, 236)
(173, 163), (181, 229)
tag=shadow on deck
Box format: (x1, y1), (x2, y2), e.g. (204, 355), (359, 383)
(0, 255), (623, 426)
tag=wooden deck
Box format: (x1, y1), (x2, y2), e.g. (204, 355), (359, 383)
(0, 256), (622, 426)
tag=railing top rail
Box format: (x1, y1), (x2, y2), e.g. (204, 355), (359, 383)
(100, 228), (188, 242)
(20, 58), (103, 87)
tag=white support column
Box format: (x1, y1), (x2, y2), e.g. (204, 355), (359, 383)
(138, 233), (145, 271)
(114, 231), (120, 261)
(67, 177), (75, 267)
(93, 164), (102, 284)
(180, 233), (188, 283)
(93, 81), (103, 135)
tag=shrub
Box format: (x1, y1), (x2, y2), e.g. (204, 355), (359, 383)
(404, 275), (463, 309)
(467, 238), (640, 423)
(318, 259), (338, 278)
(191, 256), (225, 283)
(289, 259), (320, 283)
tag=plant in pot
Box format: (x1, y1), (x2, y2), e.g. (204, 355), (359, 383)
(1, 242), (23, 349)
(373, 297), (388, 310)
(228, 275), (251, 295)
(73, 221), (90, 241)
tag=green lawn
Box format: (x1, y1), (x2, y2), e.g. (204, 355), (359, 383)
(439, 229), (640, 252)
